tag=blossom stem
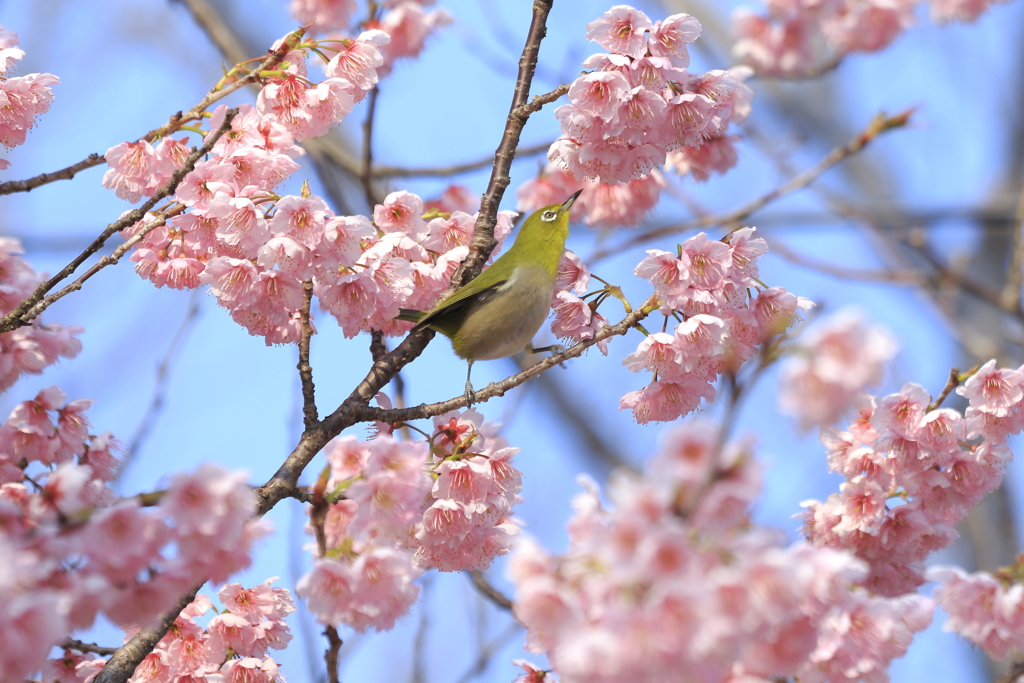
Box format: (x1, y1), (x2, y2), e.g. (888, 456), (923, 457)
(927, 367), (962, 412)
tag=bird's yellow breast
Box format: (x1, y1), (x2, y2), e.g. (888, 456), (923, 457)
(451, 264), (554, 361)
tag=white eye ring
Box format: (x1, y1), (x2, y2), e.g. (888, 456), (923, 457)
(541, 210), (557, 222)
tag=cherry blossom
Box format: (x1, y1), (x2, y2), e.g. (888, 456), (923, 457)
(296, 411), (524, 631)
(624, 229), (810, 423)
(0, 240), (82, 393)
(510, 422), (930, 683)
(586, 5), (654, 59)
(290, 0), (357, 34)
(802, 362), (1024, 598)
(731, 0), (998, 77)
(546, 7), (751, 189)
(779, 309), (897, 430)
(927, 566), (1024, 659)
(0, 28), (58, 168)
(0, 385), (268, 681)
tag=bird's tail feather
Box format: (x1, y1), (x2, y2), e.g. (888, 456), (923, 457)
(396, 308), (427, 324)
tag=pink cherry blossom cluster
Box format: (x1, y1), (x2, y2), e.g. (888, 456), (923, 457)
(548, 250), (610, 356)
(0, 25), (58, 170)
(104, 29), (384, 202)
(803, 360), (1024, 597)
(103, 26), (514, 345)
(925, 565), (1024, 660)
(297, 434), (429, 632)
(621, 228), (814, 423)
(0, 238), (82, 392)
(415, 409), (522, 571)
(733, 0), (1009, 78)
(510, 421), (932, 683)
(516, 162), (665, 230)
(0, 387), (267, 682)
(779, 309), (897, 430)
(291, 0), (451, 76)
(116, 104), (513, 340)
(297, 408), (522, 632)
(45, 582), (294, 683)
(548, 6), (752, 189)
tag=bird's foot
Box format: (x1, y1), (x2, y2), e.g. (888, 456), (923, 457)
(464, 381), (476, 407)
(526, 343), (567, 356)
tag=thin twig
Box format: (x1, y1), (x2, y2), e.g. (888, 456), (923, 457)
(372, 141), (553, 178)
(993, 659), (1024, 683)
(513, 84), (569, 118)
(409, 577), (432, 683)
(1000, 177), (1024, 311)
(467, 570), (514, 612)
(928, 367), (962, 412)
(588, 109), (915, 264)
(907, 237), (1023, 317)
(141, 28), (306, 144)
(361, 87), (381, 209)
(769, 239), (924, 284)
(451, 621), (523, 683)
(60, 639), (119, 657)
(359, 295), (658, 425)
(0, 108), (239, 333)
(0, 154), (106, 196)
(116, 290), (203, 483)
(174, 0), (250, 66)
(298, 280), (318, 431)
(309, 474), (342, 683)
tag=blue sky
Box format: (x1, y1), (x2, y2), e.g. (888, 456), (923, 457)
(2, 0), (1023, 680)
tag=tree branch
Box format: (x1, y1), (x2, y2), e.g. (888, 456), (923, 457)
(928, 367), (962, 412)
(60, 639), (119, 657)
(174, 0), (250, 66)
(0, 108), (239, 334)
(0, 154), (106, 196)
(769, 239), (924, 285)
(458, 0), (557, 287)
(905, 235), (1024, 318)
(298, 280), (318, 431)
(117, 290), (203, 482)
(359, 295), (658, 424)
(360, 87), (381, 209)
(371, 140), (552, 178)
(92, 582), (204, 683)
(999, 177), (1024, 311)
(588, 109), (914, 263)
(467, 570), (514, 612)
(309, 479), (342, 683)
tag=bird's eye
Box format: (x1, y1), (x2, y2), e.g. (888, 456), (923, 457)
(541, 210), (557, 222)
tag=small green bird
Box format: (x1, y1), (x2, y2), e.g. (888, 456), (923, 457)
(397, 190), (582, 405)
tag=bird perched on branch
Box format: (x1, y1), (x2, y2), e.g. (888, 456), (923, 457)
(397, 190), (582, 406)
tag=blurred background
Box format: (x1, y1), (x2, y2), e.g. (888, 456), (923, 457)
(2, 0), (1023, 680)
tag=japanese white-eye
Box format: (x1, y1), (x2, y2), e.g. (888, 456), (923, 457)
(397, 190), (582, 405)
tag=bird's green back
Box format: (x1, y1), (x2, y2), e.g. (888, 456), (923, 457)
(409, 199), (572, 331)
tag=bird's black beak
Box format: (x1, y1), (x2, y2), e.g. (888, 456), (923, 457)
(561, 189), (583, 213)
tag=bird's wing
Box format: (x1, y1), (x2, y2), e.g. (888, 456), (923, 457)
(416, 277), (508, 328)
